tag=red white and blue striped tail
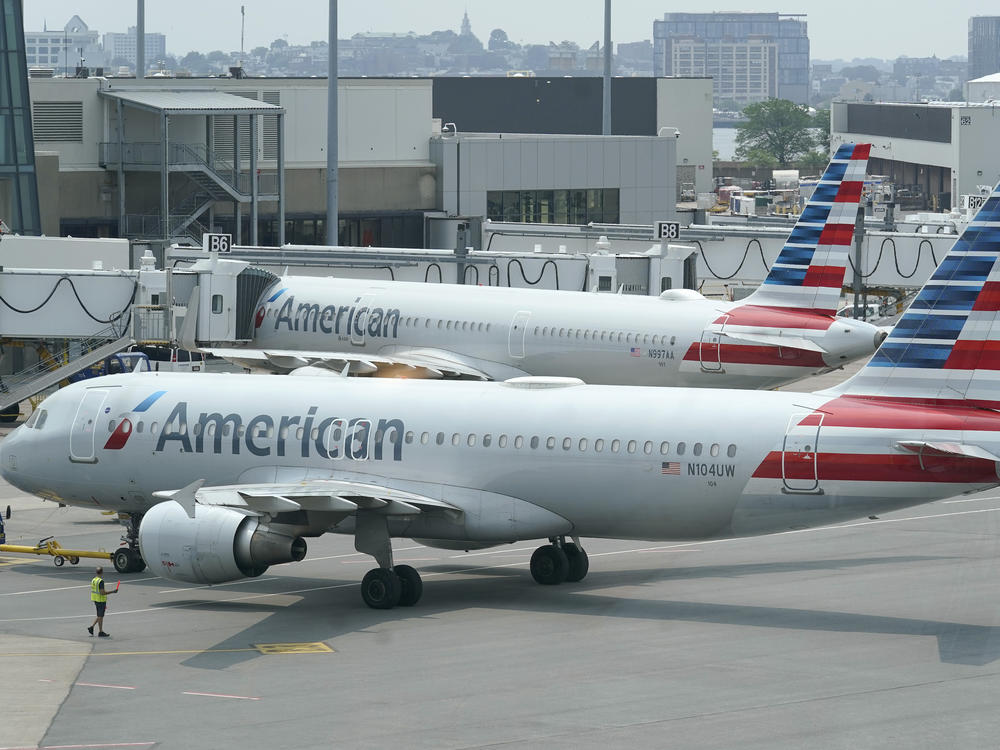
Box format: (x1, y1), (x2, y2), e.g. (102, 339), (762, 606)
(745, 143), (871, 315)
(833, 182), (1000, 406)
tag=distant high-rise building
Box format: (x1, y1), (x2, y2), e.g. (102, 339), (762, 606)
(653, 12), (810, 105)
(103, 27), (166, 73)
(24, 15), (101, 75)
(968, 17), (1000, 81)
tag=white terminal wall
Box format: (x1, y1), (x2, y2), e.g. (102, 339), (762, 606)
(656, 77), (713, 194)
(431, 134), (678, 226)
(831, 102), (1000, 199)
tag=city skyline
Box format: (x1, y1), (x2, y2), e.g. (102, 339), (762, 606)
(23, 0), (1000, 62)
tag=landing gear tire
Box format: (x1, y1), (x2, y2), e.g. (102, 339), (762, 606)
(361, 567), (402, 609)
(53, 555), (65, 567)
(69, 556), (80, 565)
(530, 544), (569, 585)
(563, 543), (589, 582)
(394, 564), (423, 607)
(113, 548), (133, 574)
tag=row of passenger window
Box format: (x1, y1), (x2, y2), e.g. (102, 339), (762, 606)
(105, 418), (736, 459)
(531, 327), (674, 346)
(404, 430), (737, 458)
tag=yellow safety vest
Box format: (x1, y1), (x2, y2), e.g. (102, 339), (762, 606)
(91, 576), (107, 603)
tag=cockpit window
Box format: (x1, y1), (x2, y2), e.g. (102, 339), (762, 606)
(24, 410), (39, 428)
(34, 410), (47, 430)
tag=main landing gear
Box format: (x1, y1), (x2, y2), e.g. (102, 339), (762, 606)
(355, 512), (422, 610)
(112, 514), (147, 574)
(530, 536), (589, 585)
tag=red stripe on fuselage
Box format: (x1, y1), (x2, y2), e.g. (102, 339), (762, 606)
(683, 343), (827, 368)
(713, 305), (836, 329)
(802, 395), (1000, 431)
(103, 418), (133, 450)
(752, 450), (999, 484)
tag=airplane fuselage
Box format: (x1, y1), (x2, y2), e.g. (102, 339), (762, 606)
(248, 277), (882, 388)
(4, 373), (995, 544)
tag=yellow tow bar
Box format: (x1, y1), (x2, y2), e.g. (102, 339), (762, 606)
(0, 536), (112, 567)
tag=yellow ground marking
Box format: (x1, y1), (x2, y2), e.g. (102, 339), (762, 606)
(0, 648), (258, 657)
(253, 642), (334, 654)
(0, 555), (36, 567)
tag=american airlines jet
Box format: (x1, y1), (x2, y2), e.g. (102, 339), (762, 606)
(207, 143), (885, 390)
(4, 180), (1000, 610)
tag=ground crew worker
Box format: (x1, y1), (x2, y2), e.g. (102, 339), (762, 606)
(88, 566), (116, 637)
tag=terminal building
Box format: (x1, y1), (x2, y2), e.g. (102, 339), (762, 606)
(830, 100), (1000, 210)
(26, 74), (711, 249)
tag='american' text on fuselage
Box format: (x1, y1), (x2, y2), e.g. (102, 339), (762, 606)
(274, 295), (402, 339)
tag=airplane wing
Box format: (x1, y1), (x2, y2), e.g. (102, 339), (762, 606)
(154, 478), (464, 521)
(202, 346), (495, 380)
(717, 330), (828, 353)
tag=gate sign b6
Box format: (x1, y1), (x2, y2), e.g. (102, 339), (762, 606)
(202, 233), (233, 253)
(655, 221), (680, 241)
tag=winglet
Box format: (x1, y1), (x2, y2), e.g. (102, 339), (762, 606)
(153, 478), (206, 519)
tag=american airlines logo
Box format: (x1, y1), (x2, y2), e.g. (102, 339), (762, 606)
(153, 401), (405, 462)
(272, 294), (402, 340)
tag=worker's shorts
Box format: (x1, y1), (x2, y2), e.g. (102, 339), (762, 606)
(93, 601), (106, 617)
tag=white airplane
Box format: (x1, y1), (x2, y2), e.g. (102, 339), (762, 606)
(206, 143), (885, 390)
(3, 180), (1000, 610)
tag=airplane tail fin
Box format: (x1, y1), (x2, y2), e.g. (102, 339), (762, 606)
(744, 143), (871, 315)
(832, 182), (1000, 405)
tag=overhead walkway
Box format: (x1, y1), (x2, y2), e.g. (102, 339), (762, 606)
(98, 88), (285, 247)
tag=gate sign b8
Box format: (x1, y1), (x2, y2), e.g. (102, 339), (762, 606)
(655, 221), (680, 241)
(202, 233), (233, 253)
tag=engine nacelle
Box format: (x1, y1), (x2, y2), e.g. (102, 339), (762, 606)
(139, 501), (307, 584)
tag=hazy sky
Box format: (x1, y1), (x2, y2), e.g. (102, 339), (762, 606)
(22, 1), (999, 61)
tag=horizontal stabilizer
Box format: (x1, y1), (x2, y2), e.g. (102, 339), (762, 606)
(895, 441), (1000, 463)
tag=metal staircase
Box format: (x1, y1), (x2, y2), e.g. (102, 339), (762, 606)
(101, 140), (278, 244)
(0, 326), (133, 414)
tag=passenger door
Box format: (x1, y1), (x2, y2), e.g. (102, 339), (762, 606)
(508, 310), (531, 359)
(69, 389), (108, 463)
(782, 412), (823, 492)
(351, 293), (375, 347)
(699, 314), (728, 372)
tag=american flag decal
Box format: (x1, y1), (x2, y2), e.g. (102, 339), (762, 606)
(630, 347), (641, 357)
(661, 461), (681, 475)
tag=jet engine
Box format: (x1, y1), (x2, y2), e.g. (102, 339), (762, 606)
(138, 501), (307, 584)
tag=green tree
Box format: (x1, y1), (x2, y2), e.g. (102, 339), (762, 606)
(812, 108), (830, 149)
(742, 148), (779, 169)
(798, 150), (829, 173)
(735, 99), (815, 167)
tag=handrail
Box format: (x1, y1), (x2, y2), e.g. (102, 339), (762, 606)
(0, 324), (127, 394)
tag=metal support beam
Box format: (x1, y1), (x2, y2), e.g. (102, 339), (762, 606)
(161, 113), (169, 241)
(116, 99), (125, 236)
(602, 0), (611, 136)
(277, 112), (285, 246)
(233, 114), (240, 245)
(326, 0), (338, 245)
(250, 113), (258, 246)
(136, 0), (145, 78)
